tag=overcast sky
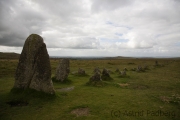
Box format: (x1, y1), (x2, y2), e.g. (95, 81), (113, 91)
(0, 0), (180, 57)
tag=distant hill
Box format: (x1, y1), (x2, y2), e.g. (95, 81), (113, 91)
(0, 52), (20, 59)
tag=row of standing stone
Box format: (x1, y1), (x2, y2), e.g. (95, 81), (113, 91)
(54, 60), (161, 84)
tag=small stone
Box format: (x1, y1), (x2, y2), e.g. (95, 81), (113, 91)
(143, 65), (148, 70)
(120, 70), (126, 76)
(89, 72), (101, 81)
(130, 68), (136, 71)
(78, 68), (85, 75)
(101, 68), (113, 80)
(102, 68), (110, 77)
(136, 65), (143, 72)
(124, 68), (128, 71)
(115, 68), (120, 72)
(155, 60), (159, 66)
(93, 67), (101, 74)
(71, 71), (77, 75)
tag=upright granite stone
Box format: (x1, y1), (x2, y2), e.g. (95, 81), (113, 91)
(93, 67), (101, 74)
(101, 68), (110, 77)
(55, 59), (70, 82)
(124, 68), (128, 71)
(78, 68), (86, 75)
(89, 72), (101, 82)
(115, 68), (120, 72)
(14, 34), (55, 94)
(120, 70), (126, 76)
(87, 72), (103, 86)
(101, 68), (112, 81)
(155, 60), (159, 66)
(136, 65), (143, 72)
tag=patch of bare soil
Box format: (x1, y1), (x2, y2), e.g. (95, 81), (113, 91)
(56, 86), (74, 92)
(118, 83), (129, 87)
(129, 84), (149, 90)
(71, 108), (89, 117)
(160, 94), (180, 104)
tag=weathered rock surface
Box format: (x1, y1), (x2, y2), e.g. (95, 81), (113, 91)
(101, 68), (110, 77)
(87, 72), (103, 86)
(155, 60), (159, 66)
(115, 68), (120, 72)
(120, 70), (126, 76)
(89, 72), (101, 82)
(107, 69), (113, 74)
(143, 65), (148, 70)
(14, 34), (55, 94)
(136, 65), (143, 72)
(93, 67), (101, 74)
(78, 68), (85, 75)
(55, 59), (70, 81)
(101, 68), (113, 80)
(130, 68), (136, 71)
(124, 68), (128, 71)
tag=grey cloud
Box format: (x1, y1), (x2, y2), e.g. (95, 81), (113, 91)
(91, 0), (133, 12)
(0, 0), (89, 47)
(0, 0), (45, 46)
(0, 0), (180, 57)
(45, 36), (100, 49)
(32, 0), (87, 25)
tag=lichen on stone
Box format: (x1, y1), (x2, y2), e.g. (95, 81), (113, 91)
(14, 34), (55, 94)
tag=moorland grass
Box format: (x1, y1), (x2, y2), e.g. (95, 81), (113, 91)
(0, 58), (180, 120)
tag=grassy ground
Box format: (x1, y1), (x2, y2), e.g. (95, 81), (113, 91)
(0, 58), (180, 120)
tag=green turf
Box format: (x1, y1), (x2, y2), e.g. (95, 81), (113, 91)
(0, 58), (180, 120)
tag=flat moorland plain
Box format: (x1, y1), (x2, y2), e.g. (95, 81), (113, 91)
(0, 58), (180, 120)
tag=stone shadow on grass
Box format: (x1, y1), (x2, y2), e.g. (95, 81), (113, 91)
(86, 80), (104, 87)
(6, 88), (56, 107)
(101, 76), (113, 81)
(52, 76), (72, 85)
(71, 72), (89, 77)
(118, 75), (130, 78)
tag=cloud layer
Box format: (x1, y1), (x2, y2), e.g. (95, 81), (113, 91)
(0, 0), (180, 57)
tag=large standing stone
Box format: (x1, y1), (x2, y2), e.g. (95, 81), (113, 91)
(55, 59), (70, 82)
(14, 34), (55, 94)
